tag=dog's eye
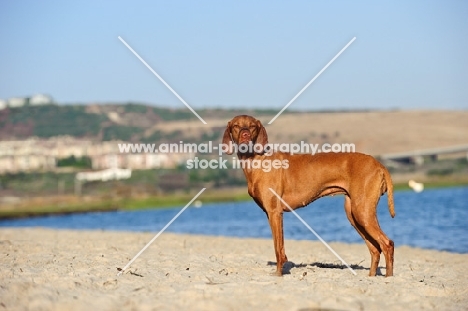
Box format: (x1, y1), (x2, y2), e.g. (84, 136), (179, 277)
(233, 125), (239, 129)
(249, 125), (256, 129)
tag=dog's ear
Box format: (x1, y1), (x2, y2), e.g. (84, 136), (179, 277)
(255, 119), (268, 154)
(222, 121), (234, 155)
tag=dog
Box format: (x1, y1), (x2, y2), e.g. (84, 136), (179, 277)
(222, 115), (395, 277)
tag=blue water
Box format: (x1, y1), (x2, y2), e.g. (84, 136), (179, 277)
(1, 187), (467, 253)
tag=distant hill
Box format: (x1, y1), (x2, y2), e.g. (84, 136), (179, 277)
(2, 103), (467, 158)
(0, 103), (285, 143)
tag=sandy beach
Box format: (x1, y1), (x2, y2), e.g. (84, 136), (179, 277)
(1, 228), (467, 311)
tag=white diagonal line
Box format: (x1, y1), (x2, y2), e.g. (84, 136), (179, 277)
(118, 36), (207, 125)
(117, 188), (206, 276)
(268, 37), (356, 124)
(268, 187), (357, 275)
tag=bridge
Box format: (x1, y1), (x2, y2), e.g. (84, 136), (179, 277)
(379, 144), (468, 165)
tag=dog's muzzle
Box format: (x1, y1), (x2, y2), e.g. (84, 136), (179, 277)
(238, 128), (252, 144)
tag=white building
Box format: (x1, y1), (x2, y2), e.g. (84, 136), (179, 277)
(7, 97), (27, 108)
(0, 99), (7, 110)
(0, 138), (190, 173)
(29, 94), (53, 106)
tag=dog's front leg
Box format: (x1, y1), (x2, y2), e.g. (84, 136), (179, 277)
(267, 211), (288, 276)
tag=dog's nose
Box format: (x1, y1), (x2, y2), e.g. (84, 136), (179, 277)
(241, 131), (250, 139)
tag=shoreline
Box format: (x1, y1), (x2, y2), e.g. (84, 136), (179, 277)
(0, 187), (250, 220)
(1, 227), (467, 310)
(1, 182), (468, 220)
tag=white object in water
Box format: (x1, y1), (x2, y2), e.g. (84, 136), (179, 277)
(408, 180), (424, 193)
(194, 200), (202, 208)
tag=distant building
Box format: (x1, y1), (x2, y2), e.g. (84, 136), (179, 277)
(0, 137), (192, 173)
(0, 140), (56, 173)
(29, 94), (53, 106)
(0, 94), (55, 110)
(7, 97), (27, 108)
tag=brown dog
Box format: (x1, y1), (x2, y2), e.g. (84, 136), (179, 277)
(222, 115), (395, 277)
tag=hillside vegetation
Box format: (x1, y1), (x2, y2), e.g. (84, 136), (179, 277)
(0, 103), (287, 142)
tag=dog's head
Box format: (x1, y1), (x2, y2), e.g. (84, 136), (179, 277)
(222, 115), (268, 155)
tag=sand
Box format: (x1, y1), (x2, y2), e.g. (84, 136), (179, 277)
(1, 228), (467, 311)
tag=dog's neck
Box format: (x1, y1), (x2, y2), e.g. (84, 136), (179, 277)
(236, 152), (259, 176)
(236, 152), (255, 160)
(235, 152), (261, 197)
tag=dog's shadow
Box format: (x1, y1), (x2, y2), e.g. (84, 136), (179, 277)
(267, 261), (385, 276)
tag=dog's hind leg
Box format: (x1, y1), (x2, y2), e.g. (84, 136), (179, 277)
(351, 194), (394, 277)
(344, 196), (382, 276)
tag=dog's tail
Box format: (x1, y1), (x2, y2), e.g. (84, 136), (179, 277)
(383, 167), (395, 218)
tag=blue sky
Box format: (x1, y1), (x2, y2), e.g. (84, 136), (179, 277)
(0, 1), (467, 110)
